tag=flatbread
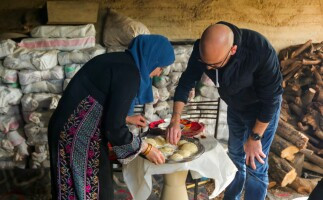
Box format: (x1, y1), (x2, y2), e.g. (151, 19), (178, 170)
(160, 146), (175, 157)
(155, 136), (166, 146)
(180, 142), (198, 154)
(170, 153), (183, 161)
(177, 140), (188, 146)
(177, 149), (191, 158)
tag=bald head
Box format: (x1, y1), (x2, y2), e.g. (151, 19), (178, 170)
(199, 24), (235, 66)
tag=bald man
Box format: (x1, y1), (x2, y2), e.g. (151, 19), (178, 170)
(166, 21), (283, 200)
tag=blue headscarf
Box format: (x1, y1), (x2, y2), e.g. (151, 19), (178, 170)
(127, 34), (175, 115)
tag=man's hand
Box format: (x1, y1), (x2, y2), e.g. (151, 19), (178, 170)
(244, 138), (266, 170)
(126, 115), (147, 127)
(166, 120), (182, 145)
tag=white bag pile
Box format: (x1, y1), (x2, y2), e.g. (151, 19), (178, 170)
(18, 24), (96, 51)
(0, 41), (29, 167)
(58, 44), (106, 90)
(0, 24), (104, 169)
(21, 93), (60, 149)
(146, 45), (193, 122)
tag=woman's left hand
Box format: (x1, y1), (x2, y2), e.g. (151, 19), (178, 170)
(126, 115), (147, 127)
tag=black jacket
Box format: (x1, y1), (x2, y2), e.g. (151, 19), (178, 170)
(174, 21), (283, 123)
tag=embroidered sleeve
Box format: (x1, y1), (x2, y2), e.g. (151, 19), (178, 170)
(112, 134), (142, 164)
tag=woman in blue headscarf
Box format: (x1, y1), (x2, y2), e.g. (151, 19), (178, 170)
(48, 35), (175, 200)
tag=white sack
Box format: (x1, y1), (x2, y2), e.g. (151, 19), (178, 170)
(0, 64), (18, 83)
(0, 86), (23, 109)
(21, 93), (61, 112)
(18, 36), (96, 51)
(58, 44), (106, 65)
(0, 39), (16, 59)
(64, 64), (82, 79)
(3, 48), (58, 70)
(24, 123), (48, 146)
(103, 10), (150, 47)
(18, 66), (64, 85)
(158, 87), (170, 102)
(31, 24), (96, 38)
(21, 79), (63, 94)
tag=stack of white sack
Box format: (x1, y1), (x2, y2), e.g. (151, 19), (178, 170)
(21, 93), (61, 168)
(18, 24), (96, 51)
(4, 48), (63, 94)
(31, 144), (50, 169)
(0, 129), (29, 169)
(149, 45), (194, 121)
(0, 73), (28, 168)
(0, 40), (19, 88)
(58, 44), (106, 90)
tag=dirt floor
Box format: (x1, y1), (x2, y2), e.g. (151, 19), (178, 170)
(0, 167), (312, 200)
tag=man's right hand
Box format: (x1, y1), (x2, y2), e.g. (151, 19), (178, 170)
(166, 120), (182, 145)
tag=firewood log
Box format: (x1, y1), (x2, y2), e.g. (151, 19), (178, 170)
(312, 66), (323, 87)
(302, 133), (320, 146)
(294, 97), (303, 108)
(300, 149), (314, 155)
(283, 94), (297, 102)
(284, 85), (302, 97)
(282, 61), (302, 76)
(276, 120), (309, 149)
(314, 85), (323, 102)
(302, 88), (316, 107)
(298, 77), (313, 87)
(297, 122), (309, 132)
(291, 40), (312, 58)
(268, 179), (277, 189)
(302, 109), (323, 140)
(289, 152), (304, 176)
(302, 150), (323, 168)
(281, 58), (297, 69)
(307, 142), (323, 155)
(271, 135), (299, 161)
(289, 103), (303, 119)
(312, 41), (323, 51)
(302, 59), (321, 65)
(304, 161), (323, 175)
(268, 152), (297, 187)
(289, 177), (320, 194)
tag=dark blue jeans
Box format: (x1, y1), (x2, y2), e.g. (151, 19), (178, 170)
(223, 100), (281, 200)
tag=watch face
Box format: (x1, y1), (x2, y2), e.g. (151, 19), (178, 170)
(251, 133), (261, 140)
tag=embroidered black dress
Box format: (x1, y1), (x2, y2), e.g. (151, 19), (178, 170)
(48, 52), (142, 200)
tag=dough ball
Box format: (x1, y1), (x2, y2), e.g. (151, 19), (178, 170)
(177, 140), (188, 146)
(154, 138), (166, 147)
(160, 146), (175, 157)
(170, 153), (183, 161)
(180, 142), (198, 154)
(177, 150), (191, 158)
(155, 135), (166, 143)
(144, 138), (157, 147)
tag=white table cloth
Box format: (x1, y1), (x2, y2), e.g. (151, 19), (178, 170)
(123, 136), (237, 200)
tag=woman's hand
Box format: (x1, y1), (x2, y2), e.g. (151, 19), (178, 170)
(141, 142), (165, 164)
(126, 115), (147, 127)
(146, 146), (165, 164)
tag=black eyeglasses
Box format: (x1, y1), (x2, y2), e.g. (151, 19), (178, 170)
(198, 47), (232, 70)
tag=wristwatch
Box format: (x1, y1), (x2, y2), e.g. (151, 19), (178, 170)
(250, 131), (263, 141)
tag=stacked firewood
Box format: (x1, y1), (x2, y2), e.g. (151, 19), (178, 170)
(268, 40), (323, 194)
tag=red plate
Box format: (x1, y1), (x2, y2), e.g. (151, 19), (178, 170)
(149, 119), (204, 137)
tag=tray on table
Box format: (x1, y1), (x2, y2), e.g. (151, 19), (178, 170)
(141, 133), (205, 164)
